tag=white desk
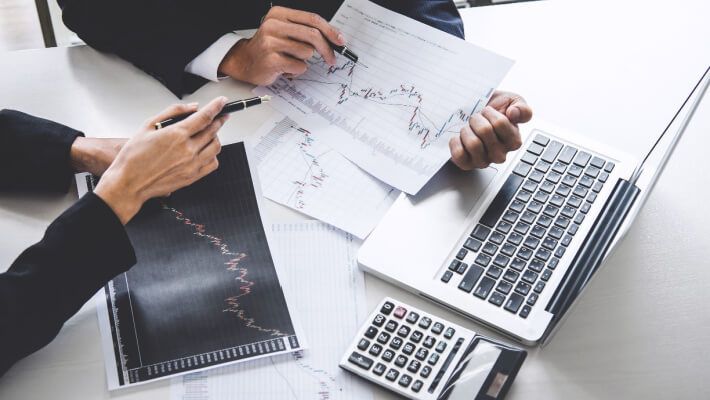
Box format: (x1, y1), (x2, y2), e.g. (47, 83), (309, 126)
(1, 0), (709, 398)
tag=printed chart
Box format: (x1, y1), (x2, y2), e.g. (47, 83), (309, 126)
(251, 114), (398, 238)
(255, 0), (512, 194)
(171, 222), (373, 400)
(79, 143), (304, 389)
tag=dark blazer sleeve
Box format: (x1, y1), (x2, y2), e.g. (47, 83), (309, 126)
(0, 109), (84, 193)
(373, 0), (464, 39)
(58, 0), (270, 98)
(0, 192), (136, 377)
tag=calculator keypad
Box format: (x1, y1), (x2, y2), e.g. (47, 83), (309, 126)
(344, 298), (474, 398)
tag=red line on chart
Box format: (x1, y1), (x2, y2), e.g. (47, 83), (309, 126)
(285, 125), (330, 210)
(161, 203), (288, 337)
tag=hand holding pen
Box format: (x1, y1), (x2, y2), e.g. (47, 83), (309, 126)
(216, 6), (361, 86)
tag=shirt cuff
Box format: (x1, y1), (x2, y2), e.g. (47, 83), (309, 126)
(185, 33), (244, 82)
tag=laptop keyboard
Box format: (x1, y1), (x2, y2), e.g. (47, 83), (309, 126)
(441, 133), (615, 319)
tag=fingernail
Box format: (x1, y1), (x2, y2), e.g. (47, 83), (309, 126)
(337, 33), (346, 44)
(187, 102), (199, 108)
(509, 107), (521, 121)
(220, 96), (228, 104)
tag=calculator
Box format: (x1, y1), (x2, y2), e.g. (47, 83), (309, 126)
(339, 298), (526, 399)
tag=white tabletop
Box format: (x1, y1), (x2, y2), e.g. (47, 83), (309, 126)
(1, 0), (709, 399)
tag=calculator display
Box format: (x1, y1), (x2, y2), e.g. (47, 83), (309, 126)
(440, 341), (502, 399)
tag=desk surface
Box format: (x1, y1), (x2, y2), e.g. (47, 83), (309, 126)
(1, 0), (709, 399)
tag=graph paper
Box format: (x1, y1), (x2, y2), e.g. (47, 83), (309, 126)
(170, 221), (373, 400)
(250, 113), (399, 239)
(255, 0), (513, 194)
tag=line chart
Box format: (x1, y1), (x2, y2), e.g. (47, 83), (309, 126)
(254, 0), (512, 194)
(251, 114), (398, 239)
(161, 203), (288, 338)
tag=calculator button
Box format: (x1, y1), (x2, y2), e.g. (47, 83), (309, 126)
(385, 320), (398, 332)
(381, 301), (394, 315)
(399, 374), (412, 388)
(385, 369), (399, 381)
(348, 352), (373, 370)
(402, 342), (415, 355)
(443, 327), (455, 339)
(373, 363), (386, 376)
(420, 365), (432, 378)
(357, 338), (370, 350)
(390, 337), (403, 350)
(372, 314), (386, 327)
(381, 349), (395, 362)
(369, 344), (382, 356)
(415, 348), (429, 361)
(406, 312), (420, 324)
(397, 325), (411, 338)
(423, 336), (436, 348)
(393, 306), (407, 319)
(364, 327), (378, 339)
(410, 330), (423, 343)
(428, 353), (440, 366)
(435, 341), (447, 353)
(407, 360), (421, 373)
(395, 355), (408, 368)
(431, 322), (445, 334)
(412, 380), (424, 393)
(377, 332), (390, 345)
(418, 317), (432, 329)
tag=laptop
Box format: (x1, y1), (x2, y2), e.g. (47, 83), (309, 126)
(358, 67), (709, 345)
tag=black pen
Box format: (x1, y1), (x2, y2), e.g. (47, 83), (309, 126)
(154, 95), (271, 130)
(329, 41), (360, 64)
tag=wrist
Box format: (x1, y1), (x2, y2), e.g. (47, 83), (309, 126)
(69, 137), (94, 173)
(218, 39), (249, 81)
(93, 169), (145, 225)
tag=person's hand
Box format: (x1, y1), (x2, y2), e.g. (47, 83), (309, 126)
(94, 97), (229, 225)
(449, 91), (533, 170)
(218, 6), (346, 85)
(70, 137), (127, 176)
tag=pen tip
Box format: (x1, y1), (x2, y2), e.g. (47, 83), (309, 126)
(260, 95), (271, 102)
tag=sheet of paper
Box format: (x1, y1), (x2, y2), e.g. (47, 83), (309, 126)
(77, 143), (306, 389)
(170, 221), (372, 400)
(254, 0), (513, 194)
(250, 113), (399, 239)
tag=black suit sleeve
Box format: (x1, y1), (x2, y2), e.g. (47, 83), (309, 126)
(58, 0), (270, 98)
(0, 192), (136, 377)
(0, 109), (84, 193)
(373, 0), (464, 39)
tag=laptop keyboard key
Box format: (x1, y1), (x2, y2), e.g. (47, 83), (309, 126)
(496, 280), (513, 294)
(541, 140), (563, 163)
(457, 265), (484, 293)
(486, 266), (503, 279)
(489, 231), (505, 244)
(441, 270), (453, 283)
(510, 258), (526, 272)
(501, 242), (517, 256)
(515, 282), (531, 296)
(473, 276), (496, 299)
(463, 238), (482, 252)
(488, 292), (505, 306)
(504, 293), (525, 313)
(471, 224), (491, 241)
(474, 253), (491, 267)
(479, 175), (524, 228)
(519, 305), (532, 318)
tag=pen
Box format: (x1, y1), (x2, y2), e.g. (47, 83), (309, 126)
(154, 95), (271, 130)
(329, 41), (360, 64)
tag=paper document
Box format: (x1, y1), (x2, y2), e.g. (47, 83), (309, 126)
(250, 113), (399, 238)
(77, 143), (305, 389)
(171, 221), (372, 400)
(255, 0), (513, 194)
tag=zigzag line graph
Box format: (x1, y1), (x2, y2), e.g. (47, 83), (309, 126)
(295, 58), (472, 149)
(286, 125), (330, 210)
(161, 203), (288, 337)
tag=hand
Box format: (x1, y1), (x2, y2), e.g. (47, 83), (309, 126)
(449, 91), (533, 170)
(94, 97), (229, 225)
(218, 6), (346, 85)
(70, 137), (127, 176)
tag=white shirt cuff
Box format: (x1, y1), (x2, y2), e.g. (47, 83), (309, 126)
(185, 33), (244, 82)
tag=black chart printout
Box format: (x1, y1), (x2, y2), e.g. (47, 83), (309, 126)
(80, 143), (303, 389)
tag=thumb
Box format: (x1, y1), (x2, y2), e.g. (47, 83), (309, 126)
(506, 97), (533, 124)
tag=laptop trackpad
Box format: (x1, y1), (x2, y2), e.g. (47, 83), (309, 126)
(359, 162), (499, 284)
